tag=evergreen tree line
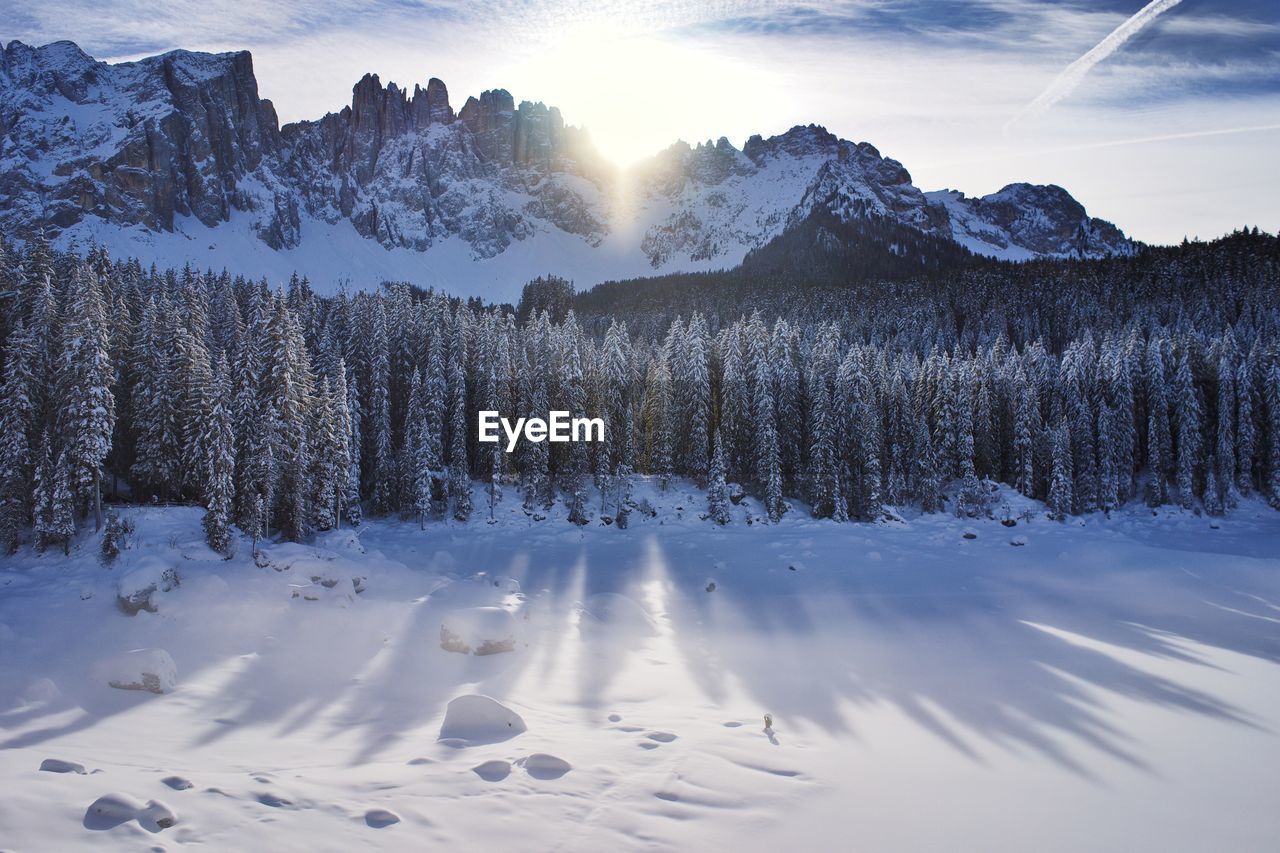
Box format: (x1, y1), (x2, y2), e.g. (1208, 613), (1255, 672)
(0, 232), (1277, 556)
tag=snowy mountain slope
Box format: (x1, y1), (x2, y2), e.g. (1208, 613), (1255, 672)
(927, 184), (1133, 261)
(0, 40), (1136, 295)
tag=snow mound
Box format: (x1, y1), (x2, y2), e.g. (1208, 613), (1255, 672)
(521, 753), (571, 780)
(83, 793), (176, 831)
(472, 759), (512, 781)
(1011, 535), (1028, 547)
(116, 558), (180, 615)
(579, 593), (659, 637)
(440, 606), (518, 655)
(365, 808), (401, 828)
(21, 677), (61, 704)
(161, 776), (192, 790)
(39, 759), (86, 774)
(97, 649), (177, 694)
(438, 694), (527, 744)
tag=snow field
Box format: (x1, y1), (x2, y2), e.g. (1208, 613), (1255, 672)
(0, 482), (1278, 850)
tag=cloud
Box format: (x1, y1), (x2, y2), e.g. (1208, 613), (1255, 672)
(4, 0), (1278, 243)
(1008, 0), (1185, 128)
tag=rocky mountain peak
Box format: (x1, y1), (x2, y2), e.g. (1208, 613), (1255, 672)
(0, 39), (1137, 291)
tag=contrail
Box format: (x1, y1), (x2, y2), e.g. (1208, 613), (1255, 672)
(1008, 0), (1184, 128)
(1046, 123), (1280, 154)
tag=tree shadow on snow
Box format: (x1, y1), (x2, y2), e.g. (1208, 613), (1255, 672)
(646, 523), (1276, 780)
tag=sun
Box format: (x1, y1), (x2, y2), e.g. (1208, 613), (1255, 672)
(502, 24), (767, 167)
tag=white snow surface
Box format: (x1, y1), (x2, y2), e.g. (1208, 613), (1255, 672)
(1, 482), (1278, 851)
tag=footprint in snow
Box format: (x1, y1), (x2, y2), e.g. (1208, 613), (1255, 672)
(255, 792), (293, 808)
(645, 732), (678, 743)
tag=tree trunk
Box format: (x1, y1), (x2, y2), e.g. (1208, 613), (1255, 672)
(93, 468), (102, 532)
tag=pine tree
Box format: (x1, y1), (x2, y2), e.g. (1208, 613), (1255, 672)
(331, 358), (354, 529)
(1097, 401), (1120, 512)
(751, 332), (785, 521)
(1234, 359), (1255, 496)
(522, 352), (553, 511)
(130, 301), (181, 500)
(772, 320), (804, 492)
(1216, 353), (1240, 508)
(1049, 420), (1074, 521)
(1173, 350), (1201, 509)
(406, 370), (432, 526)
(49, 449), (76, 555)
(447, 346), (472, 522)
(1265, 360), (1280, 507)
(1143, 339), (1172, 506)
(173, 324), (213, 497)
(488, 440), (503, 523)
(344, 374), (364, 527)
(915, 417), (944, 513)
(367, 297), (396, 514)
(1203, 455), (1224, 516)
(308, 376), (340, 532)
(1012, 363), (1039, 497)
(681, 314), (712, 484)
(32, 434), (55, 552)
(807, 327), (846, 520)
(707, 427), (730, 525)
(0, 323), (35, 552)
(57, 264), (116, 529)
(202, 355), (235, 554)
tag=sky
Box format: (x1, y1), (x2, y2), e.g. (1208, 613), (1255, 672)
(4, 0), (1279, 245)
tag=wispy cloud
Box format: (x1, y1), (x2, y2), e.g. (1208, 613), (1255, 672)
(1008, 0), (1185, 128)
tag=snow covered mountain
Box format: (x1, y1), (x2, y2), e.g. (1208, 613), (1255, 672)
(0, 40), (1135, 298)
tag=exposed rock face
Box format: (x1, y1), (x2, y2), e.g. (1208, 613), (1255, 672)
(0, 39), (1136, 287)
(0, 40), (293, 245)
(281, 75), (609, 258)
(926, 183), (1133, 258)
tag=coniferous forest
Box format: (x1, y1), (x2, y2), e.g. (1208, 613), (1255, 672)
(1, 228), (1278, 557)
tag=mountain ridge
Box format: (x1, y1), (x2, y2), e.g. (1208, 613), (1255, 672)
(0, 39), (1136, 297)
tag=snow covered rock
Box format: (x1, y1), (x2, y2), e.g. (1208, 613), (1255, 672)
(39, 758), (86, 774)
(83, 793), (145, 830)
(440, 606), (518, 655)
(116, 558), (180, 615)
(472, 759), (512, 781)
(98, 649), (178, 694)
(438, 694), (527, 744)
(521, 753), (571, 780)
(83, 793), (177, 831)
(365, 808), (401, 828)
